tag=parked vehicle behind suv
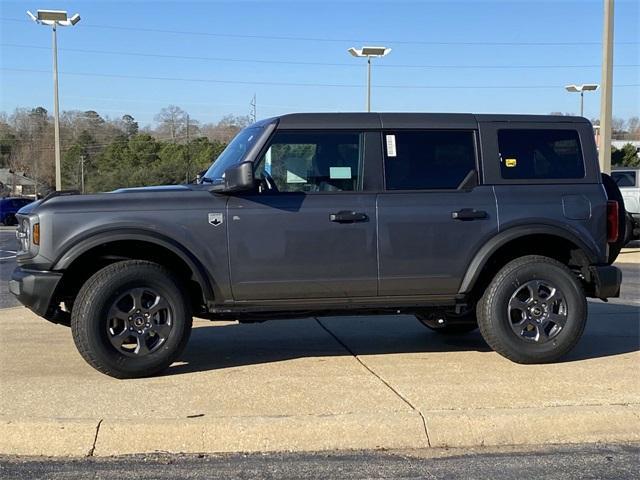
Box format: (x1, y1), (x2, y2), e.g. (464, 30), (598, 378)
(612, 167), (640, 244)
(0, 197), (33, 226)
(11, 113), (624, 378)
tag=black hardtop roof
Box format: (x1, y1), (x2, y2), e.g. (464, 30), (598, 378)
(267, 112), (590, 130)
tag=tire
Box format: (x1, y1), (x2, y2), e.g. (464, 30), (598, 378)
(602, 173), (627, 264)
(71, 260), (192, 379)
(415, 309), (478, 335)
(477, 255), (587, 364)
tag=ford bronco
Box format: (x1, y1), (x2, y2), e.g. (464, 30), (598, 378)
(11, 113), (625, 378)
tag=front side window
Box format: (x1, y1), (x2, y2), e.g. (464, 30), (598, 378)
(384, 131), (476, 190)
(612, 171), (637, 187)
(498, 129), (585, 180)
(254, 131), (363, 192)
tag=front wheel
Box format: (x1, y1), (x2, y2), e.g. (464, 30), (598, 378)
(71, 260), (192, 378)
(477, 255), (587, 364)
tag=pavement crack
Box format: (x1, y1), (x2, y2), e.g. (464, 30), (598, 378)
(88, 418), (103, 457)
(314, 317), (431, 447)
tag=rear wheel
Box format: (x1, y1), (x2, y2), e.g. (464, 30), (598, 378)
(71, 260), (192, 379)
(477, 255), (586, 364)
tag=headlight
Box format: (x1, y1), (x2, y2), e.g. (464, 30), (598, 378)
(16, 218), (31, 252)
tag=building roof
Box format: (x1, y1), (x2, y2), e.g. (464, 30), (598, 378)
(0, 169), (37, 186)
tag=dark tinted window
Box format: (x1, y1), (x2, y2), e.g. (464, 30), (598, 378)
(384, 131), (476, 190)
(498, 129), (584, 180)
(612, 171), (637, 187)
(255, 131), (363, 192)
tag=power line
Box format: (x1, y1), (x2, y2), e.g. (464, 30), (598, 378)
(3, 67), (639, 90)
(2, 43), (639, 69)
(1, 16), (638, 46)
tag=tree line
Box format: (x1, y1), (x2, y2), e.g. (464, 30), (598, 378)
(0, 105), (250, 195)
(1, 107), (639, 196)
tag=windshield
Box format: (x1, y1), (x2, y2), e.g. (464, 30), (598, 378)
(203, 126), (264, 183)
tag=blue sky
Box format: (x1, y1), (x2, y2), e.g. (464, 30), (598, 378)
(1, 0), (638, 127)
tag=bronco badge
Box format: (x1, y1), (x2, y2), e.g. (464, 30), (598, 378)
(208, 213), (223, 226)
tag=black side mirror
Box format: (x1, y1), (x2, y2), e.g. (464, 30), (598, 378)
(224, 162), (255, 192)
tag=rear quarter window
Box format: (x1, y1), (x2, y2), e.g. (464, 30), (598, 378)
(498, 129), (585, 180)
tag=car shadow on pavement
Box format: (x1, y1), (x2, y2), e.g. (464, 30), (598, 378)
(167, 303), (639, 375)
(167, 315), (492, 376)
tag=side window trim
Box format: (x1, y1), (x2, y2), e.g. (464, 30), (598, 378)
(381, 129), (479, 192)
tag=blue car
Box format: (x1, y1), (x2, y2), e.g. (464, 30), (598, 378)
(0, 197), (33, 226)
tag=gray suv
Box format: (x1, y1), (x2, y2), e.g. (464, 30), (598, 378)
(10, 113), (624, 378)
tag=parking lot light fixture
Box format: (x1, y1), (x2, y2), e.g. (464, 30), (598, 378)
(564, 84), (599, 117)
(27, 9), (81, 191)
(348, 46), (391, 112)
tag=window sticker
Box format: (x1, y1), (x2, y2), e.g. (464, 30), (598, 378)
(329, 167), (352, 179)
(386, 134), (397, 157)
(505, 158), (517, 168)
(286, 170), (307, 183)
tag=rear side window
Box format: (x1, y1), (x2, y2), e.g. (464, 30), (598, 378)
(384, 131), (476, 190)
(498, 129), (584, 180)
(612, 171), (636, 187)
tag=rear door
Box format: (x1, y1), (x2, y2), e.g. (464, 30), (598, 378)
(377, 129), (498, 295)
(227, 130), (379, 300)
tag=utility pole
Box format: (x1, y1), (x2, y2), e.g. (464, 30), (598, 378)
(598, 0), (614, 174)
(250, 94), (257, 123)
(79, 154), (85, 193)
(185, 114), (190, 183)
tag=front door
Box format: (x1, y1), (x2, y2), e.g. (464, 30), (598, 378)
(227, 130), (378, 300)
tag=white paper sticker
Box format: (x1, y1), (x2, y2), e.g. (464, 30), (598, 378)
(330, 167), (352, 179)
(386, 134), (397, 157)
(286, 170), (307, 183)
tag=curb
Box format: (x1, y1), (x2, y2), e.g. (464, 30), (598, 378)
(2, 405), (638, 457)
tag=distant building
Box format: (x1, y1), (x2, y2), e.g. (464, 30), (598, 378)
(0, 169), (38, 198)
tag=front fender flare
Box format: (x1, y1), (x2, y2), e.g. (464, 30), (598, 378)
(52, 228), (216, 303)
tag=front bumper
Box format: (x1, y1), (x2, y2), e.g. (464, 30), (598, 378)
(587, 265), (622, 300)
(9, 267), (62, 316)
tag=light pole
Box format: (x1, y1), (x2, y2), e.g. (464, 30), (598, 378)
(565, 84), (599, 117)
(348, 46), (391, 112)
(598, 0), (614, 174)
(27, 9), (81, 191)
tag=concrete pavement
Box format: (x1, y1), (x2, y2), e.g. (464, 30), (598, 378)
(1, 295), (638, 456)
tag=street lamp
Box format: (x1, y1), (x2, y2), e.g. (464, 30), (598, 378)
(565, 84), (599, 117)
(27, 9), (81, 191)
(348, 46), (391, 112)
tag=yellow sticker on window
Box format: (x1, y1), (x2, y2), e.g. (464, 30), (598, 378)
(505, 158), (517, 167)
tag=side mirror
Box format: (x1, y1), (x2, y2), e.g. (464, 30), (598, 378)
(224, 162), (255, 192)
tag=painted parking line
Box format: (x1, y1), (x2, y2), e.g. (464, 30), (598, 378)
(0, 250), (17, 260)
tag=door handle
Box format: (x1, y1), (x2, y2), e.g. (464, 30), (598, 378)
(451, 208), (488, 221)
(330, 211), (369, 223)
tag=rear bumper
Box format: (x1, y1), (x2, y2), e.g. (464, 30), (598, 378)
(587, 265), (622, 300)
(9, 267), (62, 316)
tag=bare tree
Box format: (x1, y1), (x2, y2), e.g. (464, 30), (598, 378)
(154, 105), (188, 142)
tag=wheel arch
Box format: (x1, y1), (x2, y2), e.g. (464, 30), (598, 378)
(459, 225), (598, 297)
(52, 229), (216, 312)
